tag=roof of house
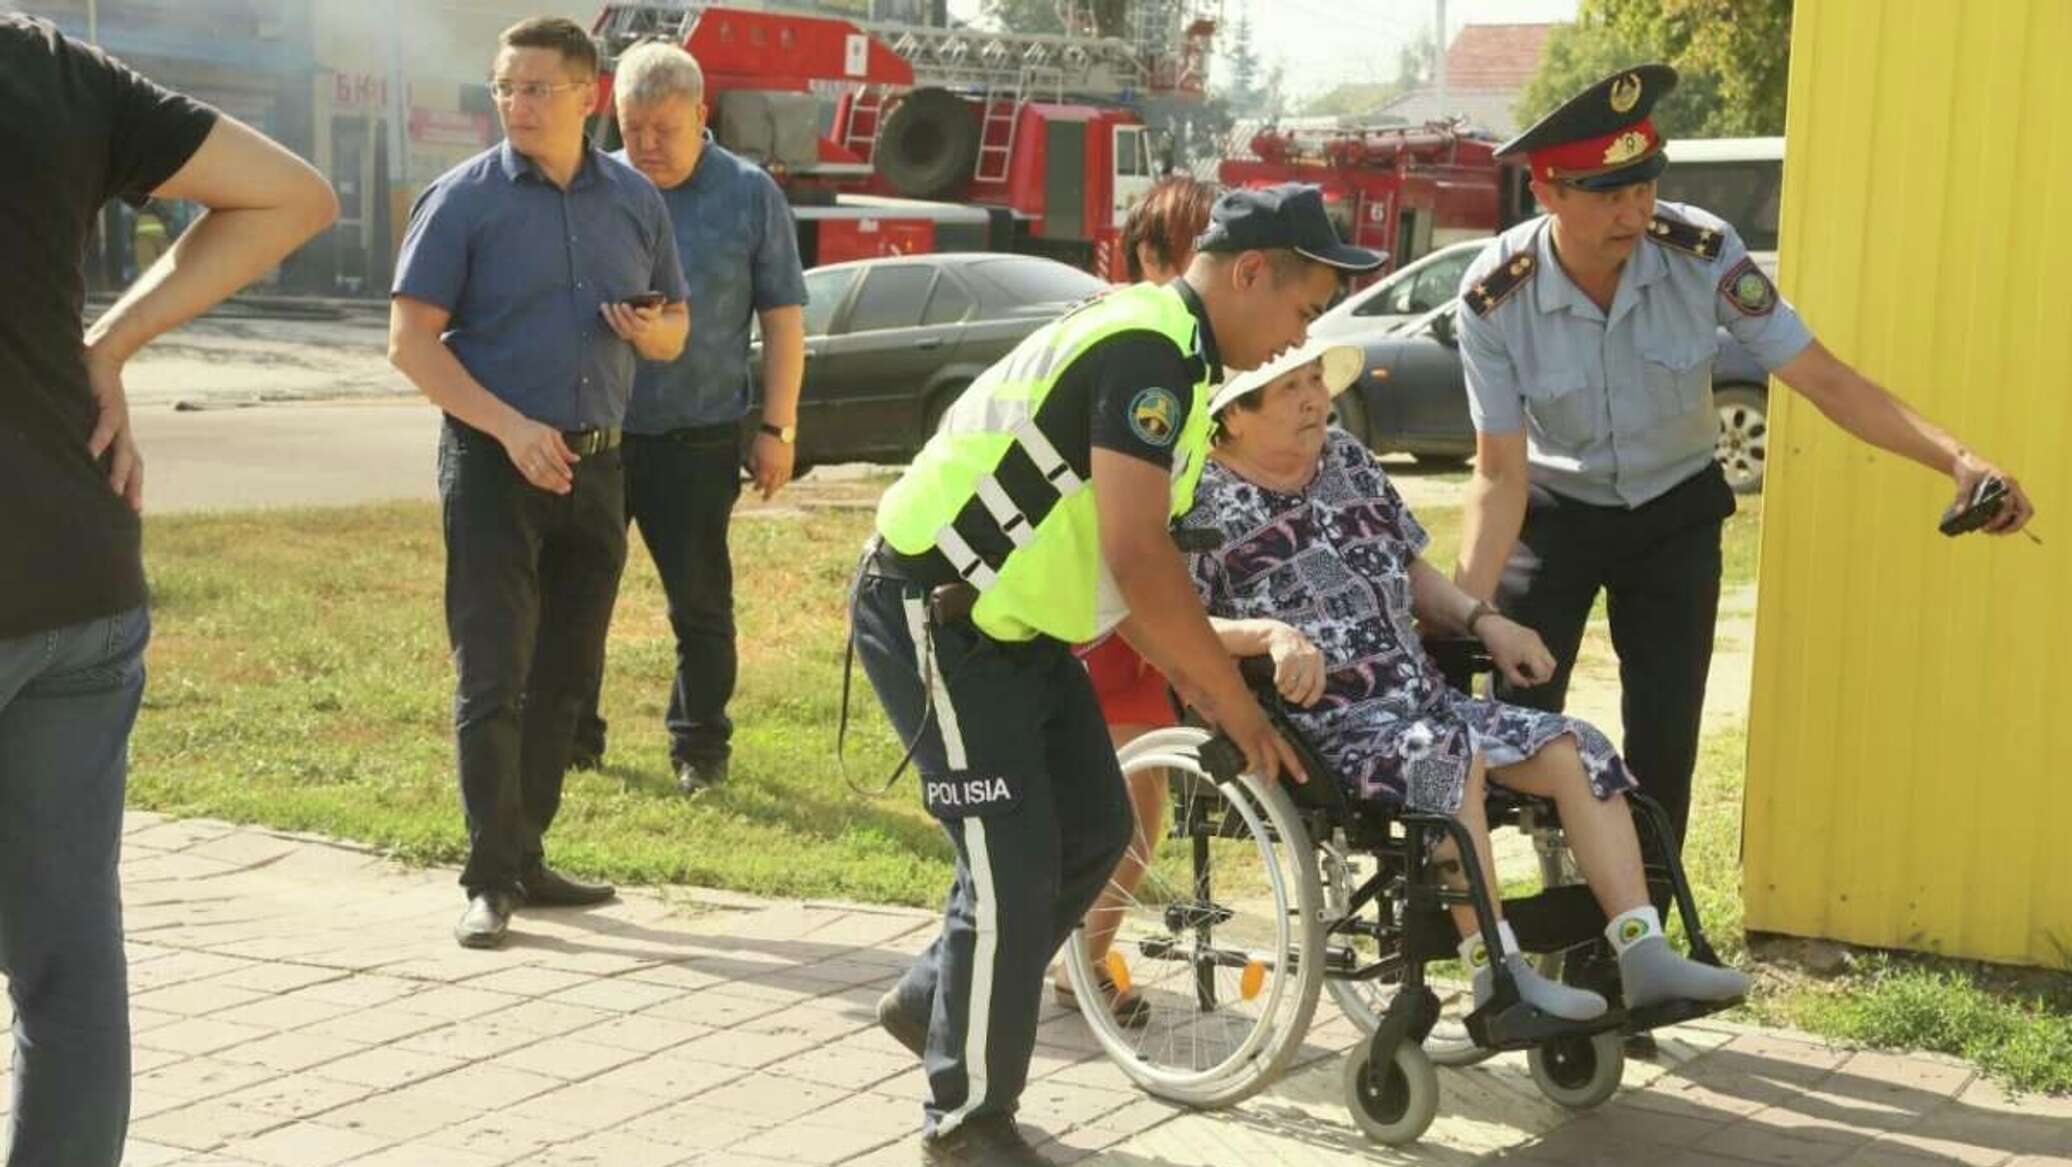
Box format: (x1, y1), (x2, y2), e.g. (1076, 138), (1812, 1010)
(1443, 23), (1559, 90)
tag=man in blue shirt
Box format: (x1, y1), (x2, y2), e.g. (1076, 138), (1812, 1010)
(571, 40), (809, 793)
(388, 17), (689, 949)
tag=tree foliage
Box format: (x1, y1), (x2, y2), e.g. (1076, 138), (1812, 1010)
(1517, 0), (1793, 138)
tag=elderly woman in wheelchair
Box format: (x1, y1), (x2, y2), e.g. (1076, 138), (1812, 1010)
(1057, 341), (1747, 1144)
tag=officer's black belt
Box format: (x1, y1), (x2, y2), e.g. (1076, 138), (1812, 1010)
(563, 426), (622, 456)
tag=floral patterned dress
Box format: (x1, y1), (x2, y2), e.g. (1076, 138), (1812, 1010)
(1180, 430), (1636, 815)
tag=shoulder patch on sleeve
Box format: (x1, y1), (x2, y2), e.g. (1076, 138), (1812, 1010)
(1463, 252), (1536, 317)
(1645, 213), (1724, 260)
(1127, 386), (1183, 447)
(1718, 256), (1778, 316)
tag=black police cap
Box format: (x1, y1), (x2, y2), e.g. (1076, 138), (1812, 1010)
(1194, 183), (1385, 272)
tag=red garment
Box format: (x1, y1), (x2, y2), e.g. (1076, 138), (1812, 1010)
(1077, 634), (1178, 729)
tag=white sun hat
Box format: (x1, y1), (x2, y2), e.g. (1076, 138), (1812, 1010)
(1207, 339), (1365, 418)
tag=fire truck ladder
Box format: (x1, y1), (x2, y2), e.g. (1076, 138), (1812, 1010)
(973, 65), (1062, 185)
(841, 85), (892, 164)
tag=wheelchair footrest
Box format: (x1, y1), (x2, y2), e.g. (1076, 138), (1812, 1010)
(1623, 995), (1744, 1034)
(1465, 999), (1626, 1051)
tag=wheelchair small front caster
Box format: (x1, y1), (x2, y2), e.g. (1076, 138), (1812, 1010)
(1527, 1029), (1624, 1110)
(1343, 1031), (1439, 1145)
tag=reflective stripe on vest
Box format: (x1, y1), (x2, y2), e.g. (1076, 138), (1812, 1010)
(875, 283), (1215, 644)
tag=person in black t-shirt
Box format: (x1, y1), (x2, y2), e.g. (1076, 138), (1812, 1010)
(0, 16), (336, 1164)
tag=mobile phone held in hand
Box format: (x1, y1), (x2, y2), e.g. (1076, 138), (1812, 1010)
(1939, 476), (2009, 536)
(623, 291), (665, 310)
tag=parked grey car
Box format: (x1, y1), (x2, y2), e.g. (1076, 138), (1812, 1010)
(1333, 299), (1775, 493)
(1309, 239), (1490, 341)
(753, 253), (1107, 469)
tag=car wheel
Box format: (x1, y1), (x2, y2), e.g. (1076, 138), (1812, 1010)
(1713, 384), (1768, 495)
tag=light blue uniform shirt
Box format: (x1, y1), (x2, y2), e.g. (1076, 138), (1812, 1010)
(1458, 200), (1813, 507)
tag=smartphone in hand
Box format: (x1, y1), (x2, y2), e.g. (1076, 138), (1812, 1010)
(1939, 476), (2008, 536)
(623, 291), (666, 310)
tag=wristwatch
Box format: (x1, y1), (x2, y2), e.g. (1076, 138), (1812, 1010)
(759, 421), (796, 444)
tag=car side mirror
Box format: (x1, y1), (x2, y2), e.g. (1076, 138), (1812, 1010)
(1428, 310), (1458, 347)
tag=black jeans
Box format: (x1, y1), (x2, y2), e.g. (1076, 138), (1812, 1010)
(439, 417), (627, 895)
(575, 426), (742, 768)
(1493, 464), (1737, 850)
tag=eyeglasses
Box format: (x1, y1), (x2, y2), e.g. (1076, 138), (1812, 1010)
(489, 79), (589, 103)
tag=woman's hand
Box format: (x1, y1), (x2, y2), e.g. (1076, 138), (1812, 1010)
(1264, 621), (1327, 707)
(1478, 616), (1556, 689)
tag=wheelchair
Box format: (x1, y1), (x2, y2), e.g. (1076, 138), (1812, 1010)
(1059, 640), (1741, 1145)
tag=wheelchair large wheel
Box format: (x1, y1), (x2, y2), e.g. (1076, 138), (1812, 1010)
(1062, 727), (1325, 1109)
(1318, 837), (1492, 1068)
(1527, 1030), (1624, 1110)
(1342, 1030), (1439, 1145)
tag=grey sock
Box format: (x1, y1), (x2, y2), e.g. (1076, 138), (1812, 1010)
(1473, 953), (1608, 1021)
(1619, 936), (1751, 1009)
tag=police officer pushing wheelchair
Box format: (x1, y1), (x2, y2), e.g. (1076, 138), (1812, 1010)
(850, 185), (1382, 1165)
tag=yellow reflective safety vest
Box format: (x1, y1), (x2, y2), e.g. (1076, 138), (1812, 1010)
(874, 282), (1217, 644)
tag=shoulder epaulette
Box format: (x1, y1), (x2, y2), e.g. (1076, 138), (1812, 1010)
(1462, 252), (1536, 317)
(1646, 214), (1724, 260)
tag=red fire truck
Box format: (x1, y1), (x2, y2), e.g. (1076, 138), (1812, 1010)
(1219, 122), (1533, 274)
(588, 4), (1525, 279)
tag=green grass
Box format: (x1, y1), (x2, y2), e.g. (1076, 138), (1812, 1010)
(135, 501), (950, 905)
(1781, 962), (2072, 1095)
(131, 491), (2070, 1094)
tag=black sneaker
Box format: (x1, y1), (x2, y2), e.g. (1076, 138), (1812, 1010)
(675, 757), (729, 795)
(920, 1115), (1050, 1166)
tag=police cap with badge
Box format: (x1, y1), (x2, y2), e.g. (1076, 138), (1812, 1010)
(1466, 64), (1777, 318)
(1497, 62), (1680, 191)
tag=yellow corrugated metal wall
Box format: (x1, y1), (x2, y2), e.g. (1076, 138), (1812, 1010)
(1744, 0), (2072, 968)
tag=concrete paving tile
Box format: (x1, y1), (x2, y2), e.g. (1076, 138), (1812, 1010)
(419, 1109), (588, 1160)
(209, 1074), (377, 1121)
(308, 1046), (466, 1090)
(296, 1007), (449, 1045)
(403, 1060), (566, 1111)
(487, 1034), (645, 1081)
(315, 1090), (477, 1141)
(217, 1120), (393, 1167)
(136, 1017), (277, 1058)
(541, 976), (689, 1014)
(570, 1013), (716, 1056)
(132, 1056), (279, 1102)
